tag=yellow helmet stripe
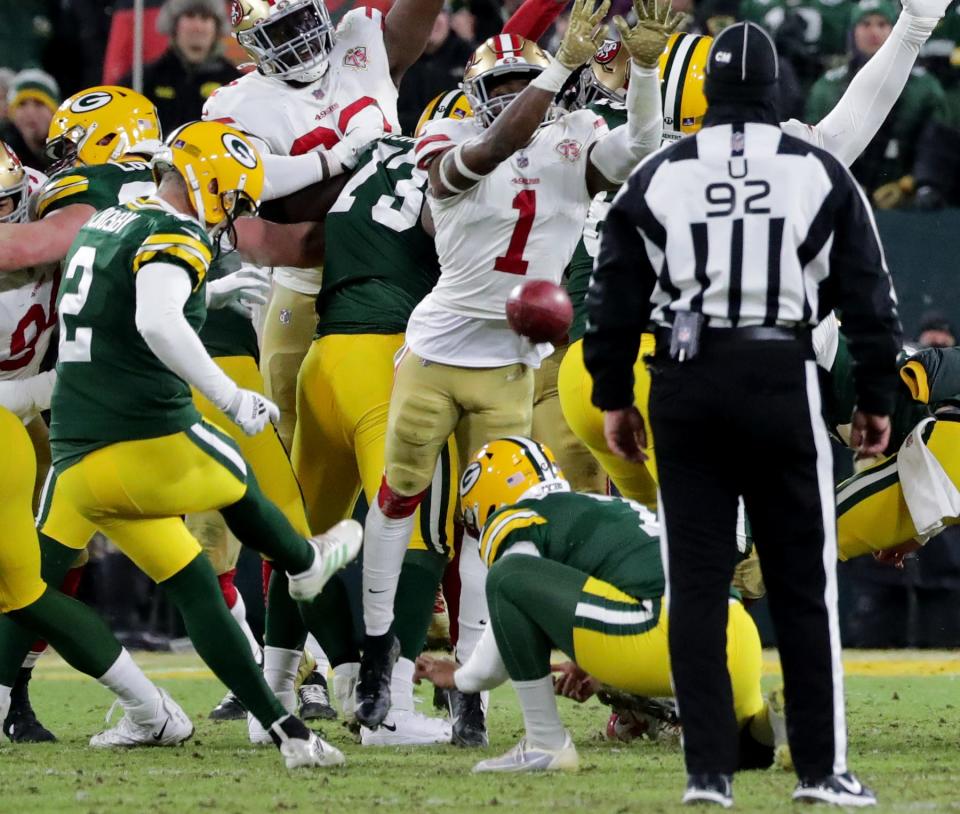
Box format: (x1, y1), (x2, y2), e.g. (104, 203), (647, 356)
(480, 509), (546, 567)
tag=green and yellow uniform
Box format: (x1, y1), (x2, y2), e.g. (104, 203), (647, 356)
(480, 491), (765, 728)
(739, 0), (852, 63)
(557, 99), (658, 504)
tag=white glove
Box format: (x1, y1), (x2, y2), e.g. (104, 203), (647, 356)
(223, 388), (279, 436)
(328, 107), (386, 171)
(901, 0), (950, 18)
(206, 265), (272, 318)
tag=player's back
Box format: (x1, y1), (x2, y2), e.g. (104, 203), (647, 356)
(35, 160), (155, 219)
(50, 198), (211, 469)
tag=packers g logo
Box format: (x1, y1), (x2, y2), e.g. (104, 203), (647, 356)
(460, 462), (482, 497)
(70, 91), (113, 114)
(222, 133), (258, 169)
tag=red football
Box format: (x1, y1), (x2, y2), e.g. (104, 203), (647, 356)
(505, 280), (573, 344)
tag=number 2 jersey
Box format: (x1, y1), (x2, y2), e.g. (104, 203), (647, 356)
(318, 135), (439, 336)
(410, 110), (609, 367)
(204, 7), (400, 297)
(50, 198), (211, 471)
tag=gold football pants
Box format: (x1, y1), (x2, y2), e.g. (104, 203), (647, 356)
(558, 336), (658, 507)
(294, 334), (456, 557)
(0, 407), (47, 612)
(386, 348), (534, 497)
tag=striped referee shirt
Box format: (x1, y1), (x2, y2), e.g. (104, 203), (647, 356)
(584, 120), (902, 413)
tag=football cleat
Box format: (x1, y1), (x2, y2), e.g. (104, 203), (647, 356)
(89, 689), (193, 748)
(269, 714), (345, 769)
(449, 689), (488, 748)
(766, 686), (793, 770)
(3, 668), (56, 743)
(299, 671), (336, 721)
(355, 634), (400, 730)
(209, 690), (246, 721)
(682, 773), (734, 808)
(360, 708), (452, 746)
(472, 733), (579, 773)
(288, 520), (363, 602)
(792, 772), (877, 807)
(332, 662), (359, 726)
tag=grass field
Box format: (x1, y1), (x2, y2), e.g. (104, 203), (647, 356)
(3, 651), (959, 813)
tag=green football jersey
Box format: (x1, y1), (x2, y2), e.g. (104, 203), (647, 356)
(739, 0), (851, 60)
(50, 197), (212, 471)
(479, 491), (665, 602)
(316, 135), (440, 337)
(36, 160), (256, 359)
(567, 99), (628, 342)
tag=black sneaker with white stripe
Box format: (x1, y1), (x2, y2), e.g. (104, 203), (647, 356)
(793, 772), (876, 807)
(682, 773), (733, 808)
(299, 671), (337, 721)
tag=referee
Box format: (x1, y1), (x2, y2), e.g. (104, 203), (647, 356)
(584, 22), (901, 808)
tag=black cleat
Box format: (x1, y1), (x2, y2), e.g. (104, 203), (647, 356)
(682, 773), (733, 808)
(433, 684), (450, 712)
(3, 668), (56, 743)
(355, 634), (400, 730)
(449, 689), (487, 748)
(299, 671), (337, 721)
(793, 772), (876, 807)
(209, 690), (246, 721)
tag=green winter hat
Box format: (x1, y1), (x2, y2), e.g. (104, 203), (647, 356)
(850, 0), (898, 28)
(7, 69), (60, 114)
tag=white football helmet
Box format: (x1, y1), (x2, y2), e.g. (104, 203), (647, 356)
(231, 0), (336, 84)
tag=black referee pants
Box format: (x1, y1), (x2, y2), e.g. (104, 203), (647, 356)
(648, 335), (846, 781)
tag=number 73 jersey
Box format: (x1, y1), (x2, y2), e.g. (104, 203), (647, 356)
(415, 110), (609, 320)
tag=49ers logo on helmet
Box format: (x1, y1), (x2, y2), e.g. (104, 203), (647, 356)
(594, 40), (622, 64)
(230, 0), (244, 27)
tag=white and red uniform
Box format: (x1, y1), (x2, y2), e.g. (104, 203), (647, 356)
(204, 7), (399, 295)
(411, 110), (608, 367)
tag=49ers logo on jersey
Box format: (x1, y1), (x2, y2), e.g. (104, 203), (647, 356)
(594, 40), (622, 64)
(556, 139), (582, 162)
(343, 47), (368, 70)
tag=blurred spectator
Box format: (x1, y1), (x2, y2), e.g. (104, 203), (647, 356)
(0, 69), (15, 126)
(916, 311), (957, 348)
(0, 0), (55, 73)
(121, 0), (237, 133)
(398, 5), (474, 134)
(103, 0), (169, 87)
(0, 70), (59, 171)
(806, 0), (949, 207)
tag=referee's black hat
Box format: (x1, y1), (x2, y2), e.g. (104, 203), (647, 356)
(704, 22), (780, 103)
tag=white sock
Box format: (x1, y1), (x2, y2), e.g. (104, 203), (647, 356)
(305, 635), (330, 678)
(97, 649), (162, 718)
(362, 498), (415, 636)
(22, 650), (42, 670)
(229, 591), (262, 663)
(0, 684), (11, 717)
(390, 657), (416, 714)
(456, 532), (489, 664)
(514, 676), (567, 750)
(263, 646), (300, 713)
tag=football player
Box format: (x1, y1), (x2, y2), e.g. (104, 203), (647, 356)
(206, 0), (445, 450)
(44, 120), (361, 765)
(561, 0), (956, 497)
(357, 0), (679, 731)
(415, 437), (779, 774)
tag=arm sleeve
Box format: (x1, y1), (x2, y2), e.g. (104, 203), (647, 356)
(803, 12), (942, 167)
(454, 625), (510, 693)
(820, 164), (903, 415)
(134, 262), (239, 411)
(589, 66), (663, 185)
(0, 370), (56, 421)
(583, 173), (659, 410)
(261, 152), (334, 201)
(502, 0), (565, 41)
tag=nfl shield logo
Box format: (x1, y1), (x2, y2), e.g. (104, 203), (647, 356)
(279, 308), (292, 325)
(731, 131), (745, 153)
(517, 151), (529, 168)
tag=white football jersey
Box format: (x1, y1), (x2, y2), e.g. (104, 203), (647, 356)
(1, 167), (57, 381)
(204, 8), (399, 294)
(417, 109), (608, 321)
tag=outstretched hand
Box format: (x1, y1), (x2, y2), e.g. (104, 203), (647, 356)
(556, 0), (613, 69)
(613, 0), (686, 69)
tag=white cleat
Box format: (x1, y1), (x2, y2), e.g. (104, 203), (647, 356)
(332, 662), (359, 725)
(472, 733), (579, 773)
(360, 708), (452, 746)
(269, 716), (346, 769)
(89, 689), (193, 748)
(288, 520), (363, 602)
(247, 712), (274, 745)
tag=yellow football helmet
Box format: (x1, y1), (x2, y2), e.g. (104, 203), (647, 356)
(231, 0), (336, 83)
(46, 86), (162, 172)
(462, 34), (555, 128)
(460, 437), (568, 536)
(414, 89), (474, 138)
(0, 142), (29, 224)
(658, 32), (711, 142)
(151, 121), (264, 234)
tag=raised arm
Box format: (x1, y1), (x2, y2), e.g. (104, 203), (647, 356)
(384, 0), (447, 85)
(0, 204), (94, 271)
(502, 0), (568, 41)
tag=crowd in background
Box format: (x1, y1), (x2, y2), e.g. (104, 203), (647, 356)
(1, 0), (958, 647)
